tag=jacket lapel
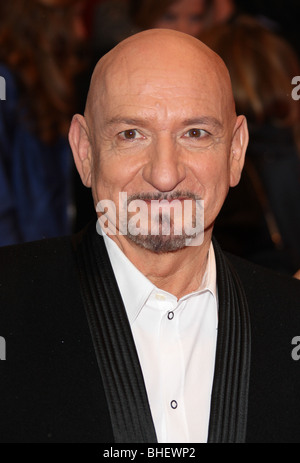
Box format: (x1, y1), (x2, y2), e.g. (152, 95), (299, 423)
(75, 224), (157, 443)
(208, 239), (251, 443)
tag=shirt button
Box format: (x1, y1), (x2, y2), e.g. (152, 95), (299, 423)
(167, 311), (174, 320)
(170, 400), (178, 409)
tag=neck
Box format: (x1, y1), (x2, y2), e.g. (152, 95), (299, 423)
(109, 232), (212, 299)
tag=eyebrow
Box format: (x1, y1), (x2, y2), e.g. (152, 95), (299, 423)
(105, 115), (223, 130)
(181, 117), (223, 130)
(105, 117), (148, 127)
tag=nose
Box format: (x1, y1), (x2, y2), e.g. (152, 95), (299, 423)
(142, 133), (186, 192)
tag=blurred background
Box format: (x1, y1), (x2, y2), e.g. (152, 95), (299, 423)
(0, 0), (299, 277)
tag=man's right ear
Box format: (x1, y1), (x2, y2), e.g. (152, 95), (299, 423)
(68, 114), (92, 187)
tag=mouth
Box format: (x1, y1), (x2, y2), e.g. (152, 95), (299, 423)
(127, 191), (202, 204)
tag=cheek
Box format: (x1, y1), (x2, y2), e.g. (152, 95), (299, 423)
(89, 153), (115, 206)
(195, 151), (230, 190)
(92, 163), (120, 204)
(194, 155), (231, 221)
(90, 153), (143, 206)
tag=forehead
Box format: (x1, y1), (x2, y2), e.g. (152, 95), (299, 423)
(88, 33), (233, 125)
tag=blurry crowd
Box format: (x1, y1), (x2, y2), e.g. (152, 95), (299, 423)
(0, 0), (299, 276)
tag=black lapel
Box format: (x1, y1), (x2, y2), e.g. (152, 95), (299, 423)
(74, 223), (157, 444)
(207, 238), (251, 443)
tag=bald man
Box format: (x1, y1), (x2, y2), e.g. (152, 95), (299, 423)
(0, 29), (299, 444)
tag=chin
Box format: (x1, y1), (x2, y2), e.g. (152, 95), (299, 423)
(126, 232), (198, 253)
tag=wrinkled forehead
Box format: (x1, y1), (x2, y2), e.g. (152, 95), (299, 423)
(85, 30), (235, 124)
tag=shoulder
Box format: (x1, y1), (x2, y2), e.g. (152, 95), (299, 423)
(225, 251), (300, 327)
(0, 235), (74, 273)
(0, 236), (78, 308)
(0, 234), (112, 442)
(226, 251), (300, 295)
(225, 254), (300, 442)
(226, 252), (300, 298)
(0, 234), (86, 358)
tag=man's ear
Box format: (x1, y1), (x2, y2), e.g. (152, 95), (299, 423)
(229, 115), (249, 187)
(68, 114), (92, 187)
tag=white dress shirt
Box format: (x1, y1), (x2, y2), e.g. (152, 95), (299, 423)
(103, 233), (218, 443)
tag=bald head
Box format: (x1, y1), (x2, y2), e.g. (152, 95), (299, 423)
(85, 29), (235, 128)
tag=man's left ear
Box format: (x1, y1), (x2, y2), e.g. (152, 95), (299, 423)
(229, 115), (249, 187)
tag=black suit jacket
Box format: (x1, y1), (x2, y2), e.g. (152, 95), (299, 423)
(0, 227), (299, 443)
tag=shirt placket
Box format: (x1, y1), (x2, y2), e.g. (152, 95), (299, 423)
(158, 297), (189, 443)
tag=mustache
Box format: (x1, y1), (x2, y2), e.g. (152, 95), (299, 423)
(127, 191), (202, 203)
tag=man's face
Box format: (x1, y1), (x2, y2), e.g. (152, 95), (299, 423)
(74, 31), (247, 252)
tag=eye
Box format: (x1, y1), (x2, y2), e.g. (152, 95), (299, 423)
(119, 129), (143, 140)
(184, 128), (208, 138)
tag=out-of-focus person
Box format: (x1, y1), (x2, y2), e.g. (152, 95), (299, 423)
(129, 0), (214, 37)
(0, 0), (87, 246)
(210, 0), (236, 24)
(91, 0), (137, 60)
(200, 15), (300, 275)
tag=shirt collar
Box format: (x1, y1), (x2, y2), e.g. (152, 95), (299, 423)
(103, 233), (154, 324)
(103, 233), (217, 325)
